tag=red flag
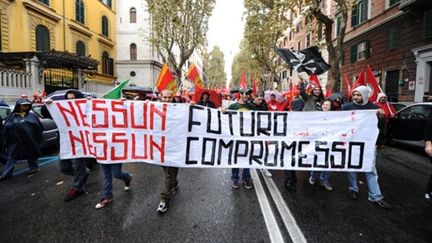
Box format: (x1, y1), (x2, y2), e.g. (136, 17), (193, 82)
(186, 63), (203, 88)
(240, 71), (247, 89)
(366, 66), (381, 102)
(344, 74), (352, 100)
(156, 63), (177, 92)
(325, 86), (333, 98)
(307, 75), (321, 93)
(352, 66), (366, 89)
(221, 83), (229, 95)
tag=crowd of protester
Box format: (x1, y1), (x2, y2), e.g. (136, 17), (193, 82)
(1, 81), (431, 214)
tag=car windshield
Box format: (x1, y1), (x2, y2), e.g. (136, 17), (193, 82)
(32, 105), (45, 118)
(399, 105), (432, 119)
(0, 107), (11, 120)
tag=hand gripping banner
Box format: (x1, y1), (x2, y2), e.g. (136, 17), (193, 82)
(46, 99), (379, 172)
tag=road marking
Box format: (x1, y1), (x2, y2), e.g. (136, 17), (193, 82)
(251, 169), (284, 243)
(13, 156), (59, 176)
(262, 175), (307, 243)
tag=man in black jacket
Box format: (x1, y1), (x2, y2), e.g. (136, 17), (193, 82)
(0, 99), (42, 180)
(423, 113), (432, 203)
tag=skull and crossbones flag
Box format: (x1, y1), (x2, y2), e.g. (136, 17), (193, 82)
(276, 46), (331, 75)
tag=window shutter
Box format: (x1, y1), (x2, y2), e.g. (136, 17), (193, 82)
(365, 40), (370, 59)
(108, 58), (114, 75)
(350, 45), (358, 63)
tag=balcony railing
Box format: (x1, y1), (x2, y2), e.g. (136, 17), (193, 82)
(0, 69), (32, 89)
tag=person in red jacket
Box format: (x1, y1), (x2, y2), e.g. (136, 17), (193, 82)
(267, 93), (280, 111)
(374, 93), (396, 121)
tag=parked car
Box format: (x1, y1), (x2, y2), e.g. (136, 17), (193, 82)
(47, 89), (98, 100)
(122, 85), (156, 100)
(387, 103), (432, 151)
(31, 103), (59, 150)
(0, 101), (11, 156)
(390, 102), (407, 112)
(0, 101), (11, 121)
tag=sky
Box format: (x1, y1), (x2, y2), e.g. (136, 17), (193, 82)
(207, 0), (245, 86)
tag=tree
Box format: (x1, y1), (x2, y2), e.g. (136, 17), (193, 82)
(204, 46), (227, 89)
(287, 0), (350, 90)
(231, 39), (262, 88)
(146, 0), (215, 83)
(243, 0), (290, 89)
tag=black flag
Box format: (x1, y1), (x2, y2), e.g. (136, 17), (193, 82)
(276, 46), (331, 75)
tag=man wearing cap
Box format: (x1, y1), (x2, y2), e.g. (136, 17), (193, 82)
(0, 98), (42, 180)
(342, 85), (391, 209)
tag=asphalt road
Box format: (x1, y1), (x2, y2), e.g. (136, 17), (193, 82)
(0, 146), (431, 242)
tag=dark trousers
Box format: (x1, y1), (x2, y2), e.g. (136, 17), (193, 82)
(59, 158), (89, 191)
(284, 170), (297, 184)
(161, 166), (178, 202)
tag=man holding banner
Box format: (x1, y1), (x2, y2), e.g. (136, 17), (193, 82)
(157, 89), (180, 214)
(227, 88), (255, 189)
(342, 86), (391, 209)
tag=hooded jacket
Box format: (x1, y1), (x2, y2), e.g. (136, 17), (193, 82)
(373, 92), (396, 120)
(4, 99), (43, 160)
(342, 86), (379, 110)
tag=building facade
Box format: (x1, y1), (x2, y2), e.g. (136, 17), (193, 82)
(279, 0), (432, 102)
(0, 0), (117, 101)
(339, 0), (432, 102)
(116, 0), (162, 88)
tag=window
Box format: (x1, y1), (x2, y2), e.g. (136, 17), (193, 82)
(130, 8), (137, 23)
(297, 40), (302, 50)
(102, 16), (109, 37)
(306, 33), (311, 47)
(130, 43), (137, 60)
(388, 27), (402, 49)
(101, 0), (111, 8)
(357, 41), (368, 60)
(36, 25), (50, 51)
(351, 0), (369, 27)
(76, 0), (85, 24)
(425, 10), (432, 38)
(38, 0), (49, 5)
(289, 31), (293, 41)
(76, 41), (85, 56)
(388, 0), (400, 8)
(102, 51), (114, 75)
(335, 13), (343, 37)
(350, 41), (370, 62)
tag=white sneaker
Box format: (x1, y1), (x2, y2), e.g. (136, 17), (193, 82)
(157, 201), (168, 213)
(308, 176), (316, 185)
(261, 169), (272, 177)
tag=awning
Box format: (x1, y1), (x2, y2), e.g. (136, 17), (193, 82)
(0, 51), (99, 70)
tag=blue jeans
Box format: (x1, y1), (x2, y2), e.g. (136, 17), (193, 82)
(1, 149), (38, 177)
(101, 163), (131, 199)
(231, 168), (250, 181)
(310, 171), (331, 182)
(347, 164), (383, 202)
(59, 159), (89, 191)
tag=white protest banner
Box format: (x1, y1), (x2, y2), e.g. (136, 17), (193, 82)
(46, 99), (379, 172)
